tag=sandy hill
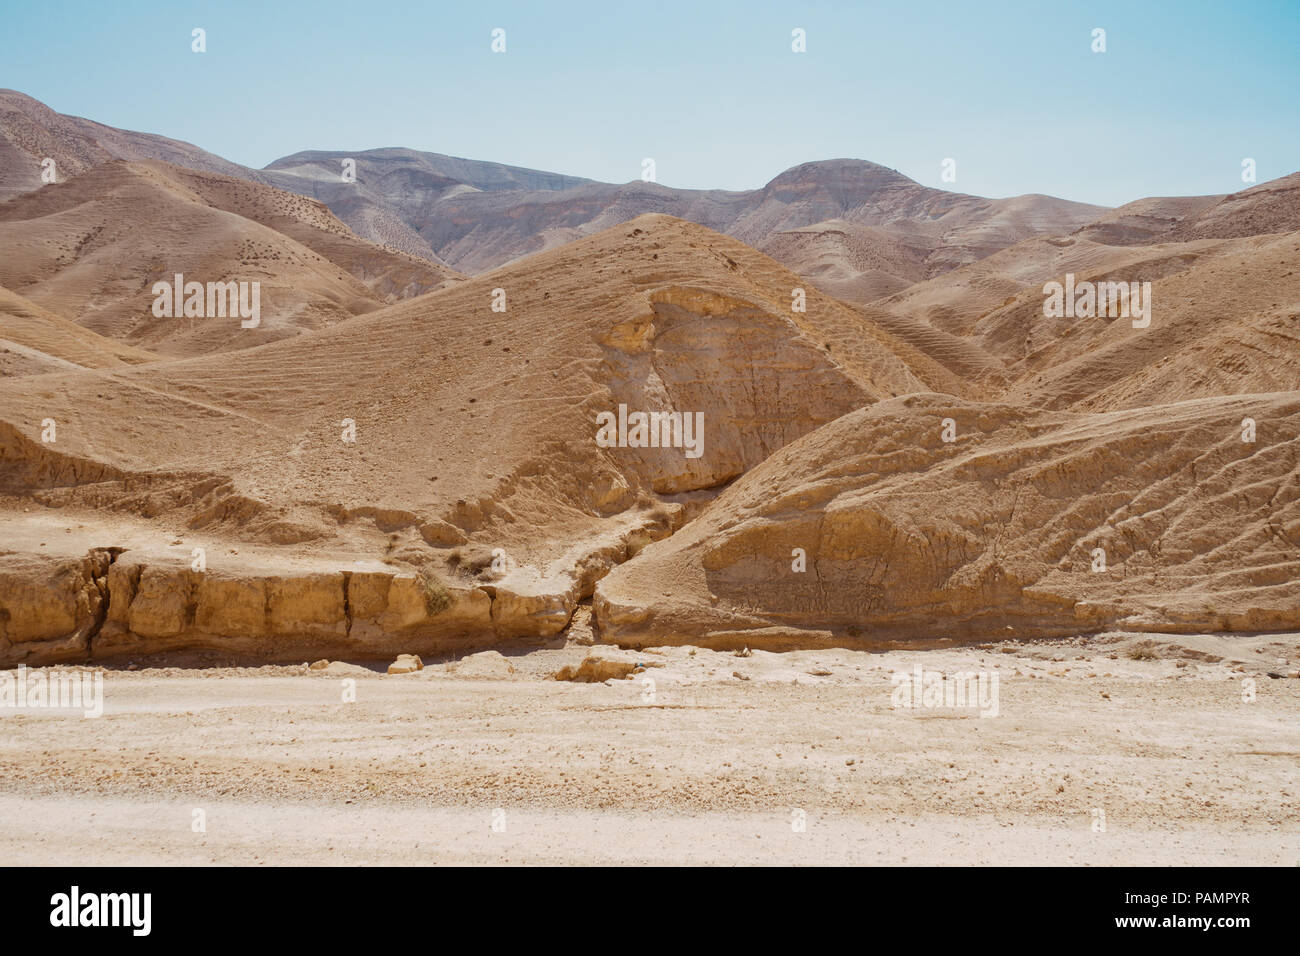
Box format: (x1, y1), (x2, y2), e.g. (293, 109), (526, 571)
(268, 145), (595, 193)
(1069, 173), (1300, 246)
(0, 214), (953, 664)
(0, 89), (260, 200)
(875, 234), (1174, 338)
(754, 186), (1111, 308)
(596, 391), (1300, 647)
(262, 148), (593, 262)
(147, 162), (460, 298)
(0, 282), (156, 377)
(1164, 171), (1300, 241)
(0, 159), (460, 356)
(998, 230), (1300, 411)
(738, 168), (1110, 302)
(864, 218), (1300, 409)
(1071, 195), (1222, 245)
(755, 219), (931, 304)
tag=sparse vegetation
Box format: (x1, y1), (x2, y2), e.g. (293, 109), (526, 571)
(625, 530), (653, 558)
(1125, 639), (1162, 661)
(418, 567), (453, 616)
(645, 501), (674, 528)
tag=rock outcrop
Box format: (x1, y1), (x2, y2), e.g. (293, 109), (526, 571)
(595, 392), (1300, 648)
(0, 549), (579, 665)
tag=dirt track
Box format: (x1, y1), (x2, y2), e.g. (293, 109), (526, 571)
(3, 632), (1297, 865)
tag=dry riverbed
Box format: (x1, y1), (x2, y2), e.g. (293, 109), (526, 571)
(2, 631), (1297, 865)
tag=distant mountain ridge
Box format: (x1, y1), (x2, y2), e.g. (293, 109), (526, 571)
(7, 89), (1299, 309)
(261, 150), (1110, 289)
(0, 89), (267, 199)
(0, 89), (1108, 294)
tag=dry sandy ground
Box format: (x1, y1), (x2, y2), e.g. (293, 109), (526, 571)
(2, 631), (1297, 866)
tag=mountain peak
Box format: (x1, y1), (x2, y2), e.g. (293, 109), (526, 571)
(765, 158), (916, 190)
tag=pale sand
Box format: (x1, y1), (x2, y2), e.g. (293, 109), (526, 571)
(3, 632), (1296, 865)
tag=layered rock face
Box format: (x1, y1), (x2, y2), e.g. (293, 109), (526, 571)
(0, 550), (115, 663)
(595, 393), (1300, 648)
(94, 558), (496, 661)
(599, 286), (873, 493)
(0, 500), (685, 666)
(0, 536), (640, 665)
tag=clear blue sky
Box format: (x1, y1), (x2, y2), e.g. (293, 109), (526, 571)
(3, 0), (1297, 206)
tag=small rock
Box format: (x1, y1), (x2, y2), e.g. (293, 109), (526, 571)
(308, 659), (330, 671)
(733, 646), (752, 658)
(553, 657), (639, 682)
(732, 670), (750, 681)
(388, 654), (424, 675)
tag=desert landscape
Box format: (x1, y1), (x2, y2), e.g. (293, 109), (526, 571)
(1, 74), (1297, 867)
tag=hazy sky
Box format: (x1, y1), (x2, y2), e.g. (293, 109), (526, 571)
(3, 0), (1297, 206)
